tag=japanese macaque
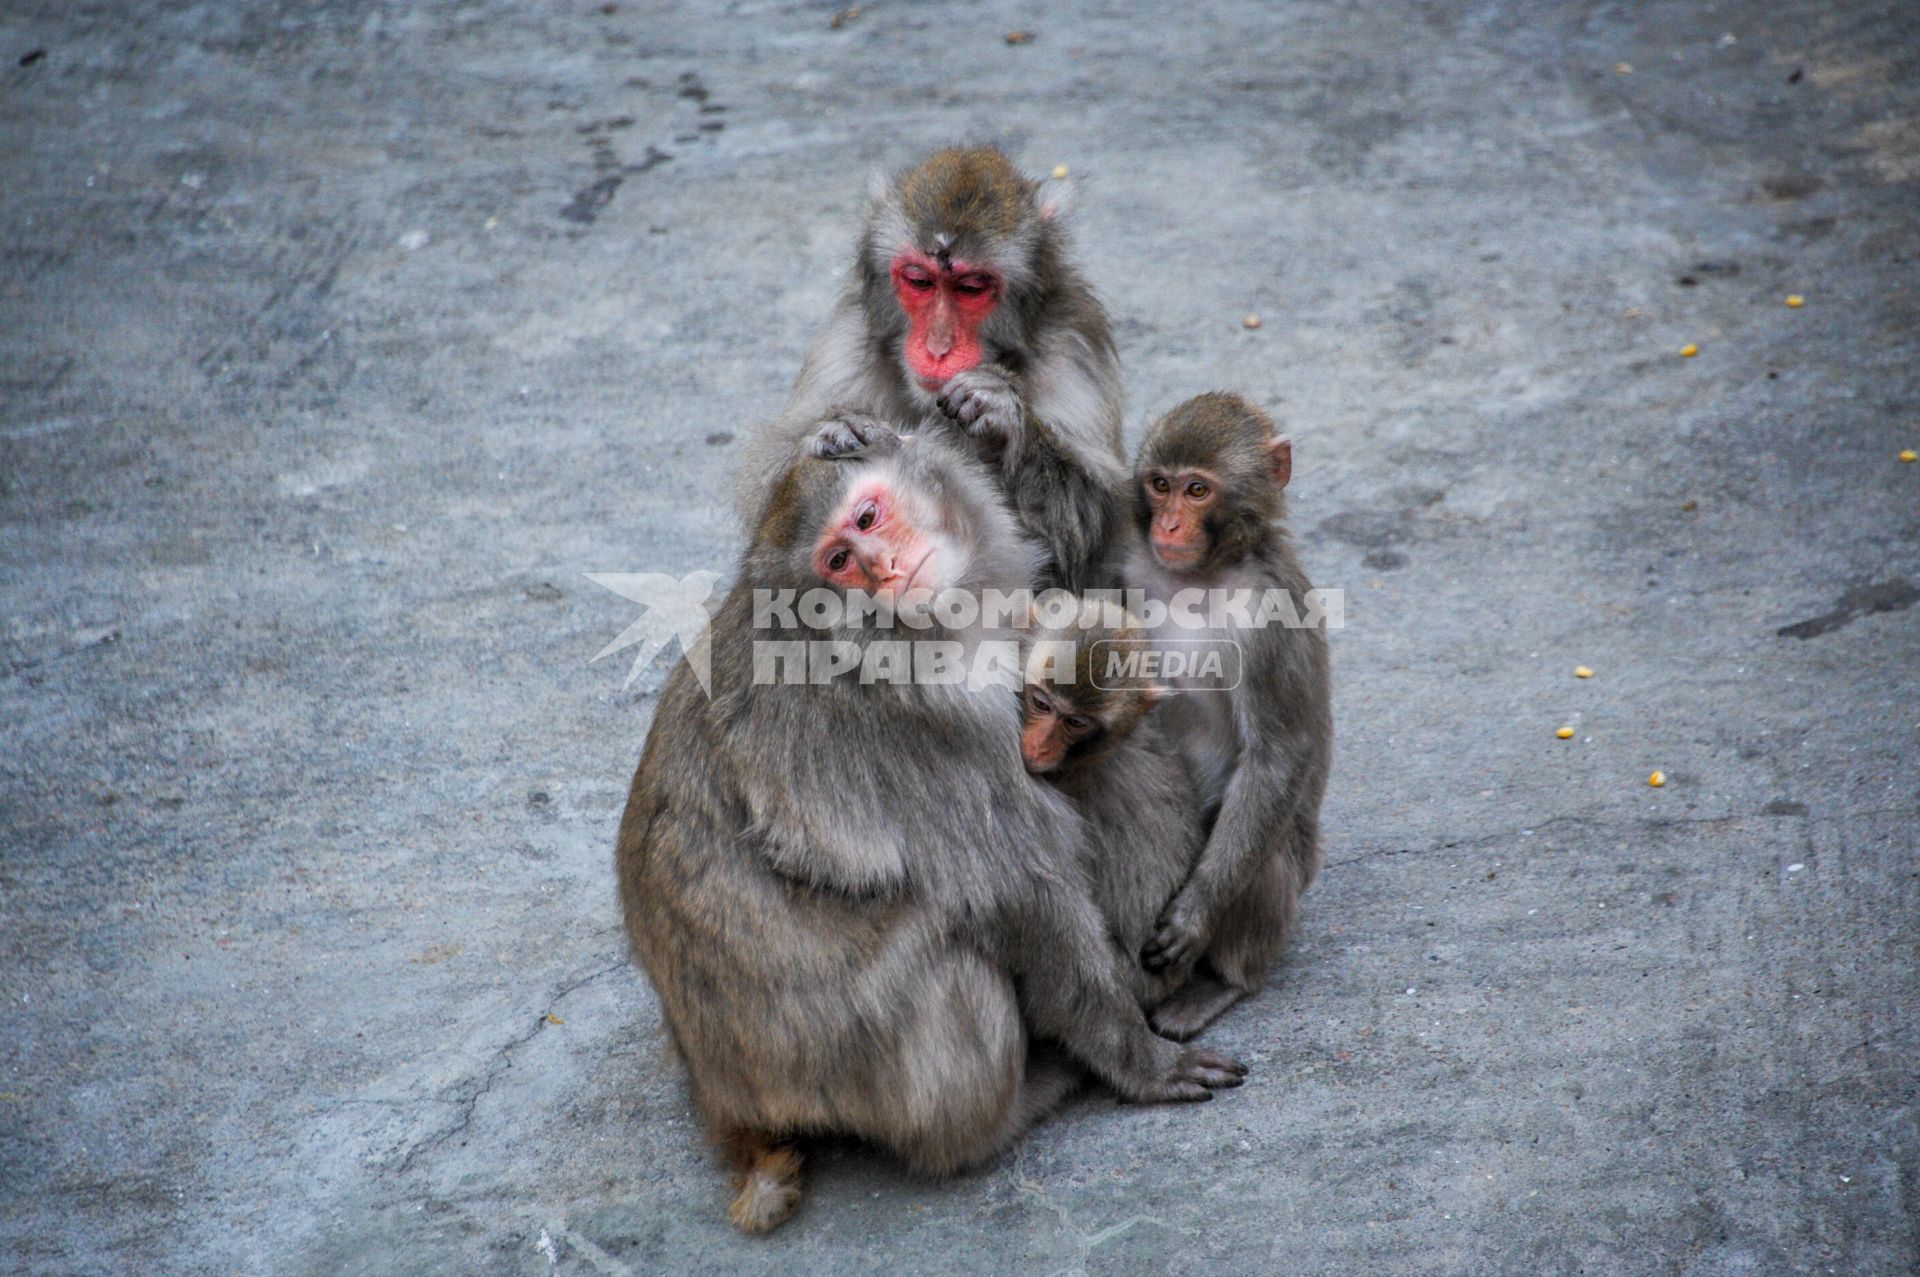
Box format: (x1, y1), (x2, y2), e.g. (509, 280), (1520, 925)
(617, 423), (1244, 1233)
(736, 145), (1127, 591)
(1019, 604), (1297, 1037)
(1124, 393), (1334, 1039)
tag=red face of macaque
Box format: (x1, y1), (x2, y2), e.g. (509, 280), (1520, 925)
(1142, 469), (1221, 570)
(811, 477), (950, 600)
(891, 250), (1001, 391)
(1020, 685), (1099, 774)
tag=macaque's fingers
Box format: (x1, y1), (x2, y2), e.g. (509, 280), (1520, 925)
(809, 413), (901, 459)
(1179, 1047), (1249, 1086)
(934, 369), (1024, 445)
(1142, 912), (1206, 971)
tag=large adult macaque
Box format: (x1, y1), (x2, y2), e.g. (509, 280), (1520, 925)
(618, 426), (1243, 1233)
(736, 146), (1127, 591)
(1124, 393), (1335, 1039)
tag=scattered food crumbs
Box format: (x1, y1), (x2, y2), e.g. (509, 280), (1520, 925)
(1575, 665), (1594, 678)
(1679, 343), (1699, 357)
(1051, 164), (1069, 179)
(829, 6), (860, 27)
(1243, 313), (1262, 329)
(1901, 450), (1917, 463)
(1614, 62), (1633, 74)
(544, 1013), (565, 1025)
(1005, 30), (1033, 45)
(1681, 500), (1697, 511)
(1648, 771), (1666, 787)
(1785, 294), (1804, 308)
(1556, 726), (1575, 739)
(1786, 863), (1805, 873)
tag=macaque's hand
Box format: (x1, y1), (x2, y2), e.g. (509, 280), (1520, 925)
(809, 412), (902, 459)
(1142, 897), (1210, 973)
(934, 367), (1025, 464)
(1123, 1042), (1248, 1103)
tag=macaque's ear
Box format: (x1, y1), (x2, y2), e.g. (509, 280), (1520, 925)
(1266, 436), (1293, 490)
(1036, 176), (1078, 224)
(865, 166), (893, 205)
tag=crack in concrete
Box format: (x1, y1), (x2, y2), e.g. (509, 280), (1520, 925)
(391, 957), (627, 1176)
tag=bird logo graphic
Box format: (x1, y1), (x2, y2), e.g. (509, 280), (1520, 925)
(585, 570), (722, 695)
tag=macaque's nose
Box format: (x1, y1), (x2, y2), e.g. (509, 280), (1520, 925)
(925, 298), (955, 360)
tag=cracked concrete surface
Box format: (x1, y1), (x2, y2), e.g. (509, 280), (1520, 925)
(2, 1), (1915, 1273)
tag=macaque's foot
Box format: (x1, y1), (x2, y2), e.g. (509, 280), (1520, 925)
(809, 412), (901, 459)
(1139, 1045), (1248, 1103)
(1142, 904), (1209, 973)
(1150, 974), (1247, 1042)
(934, 368), (1024, 461)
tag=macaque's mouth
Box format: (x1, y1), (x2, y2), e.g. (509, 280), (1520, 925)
(899, 549), (936, 593)
(1152, 541), (1204, 566)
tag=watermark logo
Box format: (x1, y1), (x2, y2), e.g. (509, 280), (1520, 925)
(1088, 637), (1244, 691)
(589, 577), (1341, 695)
(585, 571), (720, 695)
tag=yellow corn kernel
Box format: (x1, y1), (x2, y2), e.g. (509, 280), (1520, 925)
(1051, 164), (1069, 179)
(1785, 294), (1804, 308)
(1574, 665), (1594, 678)
(1679, 343), (1699, 357)
(1243, 314), (1262, 329)
(1902, 450), (1917, 463)
(1648, 771), (1666, 788)
(1556, 726), (1575, 739)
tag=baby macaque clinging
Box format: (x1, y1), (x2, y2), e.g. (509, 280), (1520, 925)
(1021, 601), (1306, 1037)
(1124, 392), (1334, 1039)
(737, 146), (1127, 590)
(618, 424), (1243, 1233)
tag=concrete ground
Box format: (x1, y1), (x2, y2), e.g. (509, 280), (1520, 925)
(3, 1), (1916, 1273)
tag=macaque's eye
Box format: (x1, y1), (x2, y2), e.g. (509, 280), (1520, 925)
(827, 547), (851, 573)
(954, 274), (993, 297)
(1150, 476), (1171, 495)
(1185, 480), (1211, 501)
(900, 266), (935, 291)
(854, 500), (879, 532)
(1027, 687), (1053, 715)
(1064, 714), (1095, 734)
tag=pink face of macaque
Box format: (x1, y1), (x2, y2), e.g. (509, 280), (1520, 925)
(1142, 468), (1222, 569)
(811, 475), (956, 601)
(1019, 685), (1098, 775)
(890, 250), (1002, 391)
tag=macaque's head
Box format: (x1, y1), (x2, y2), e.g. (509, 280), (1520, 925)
(1134, 393), (1292, 577)
(752, 432), (1034, 631)
(862, 146), (1071, 398)
(1019, 605), (1160, 777)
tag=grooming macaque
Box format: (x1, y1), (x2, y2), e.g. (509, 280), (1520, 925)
(1020, 604), (1300, 1038)
(1124, 393), (1334, 1039)
(618, 425), (1243, 1233)
(737, 146), (1127, 590)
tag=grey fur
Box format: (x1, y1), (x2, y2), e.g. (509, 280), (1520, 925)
(735, 147), (1126, 590)
(1129, 395), (1335, 1039)
(618, 429), (1243, 1232)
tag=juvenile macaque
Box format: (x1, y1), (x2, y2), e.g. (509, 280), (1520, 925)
(737, 146), (1127, 590)
(1124, 393), (1334, 1039)
(617, 425), (1243, 1232)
